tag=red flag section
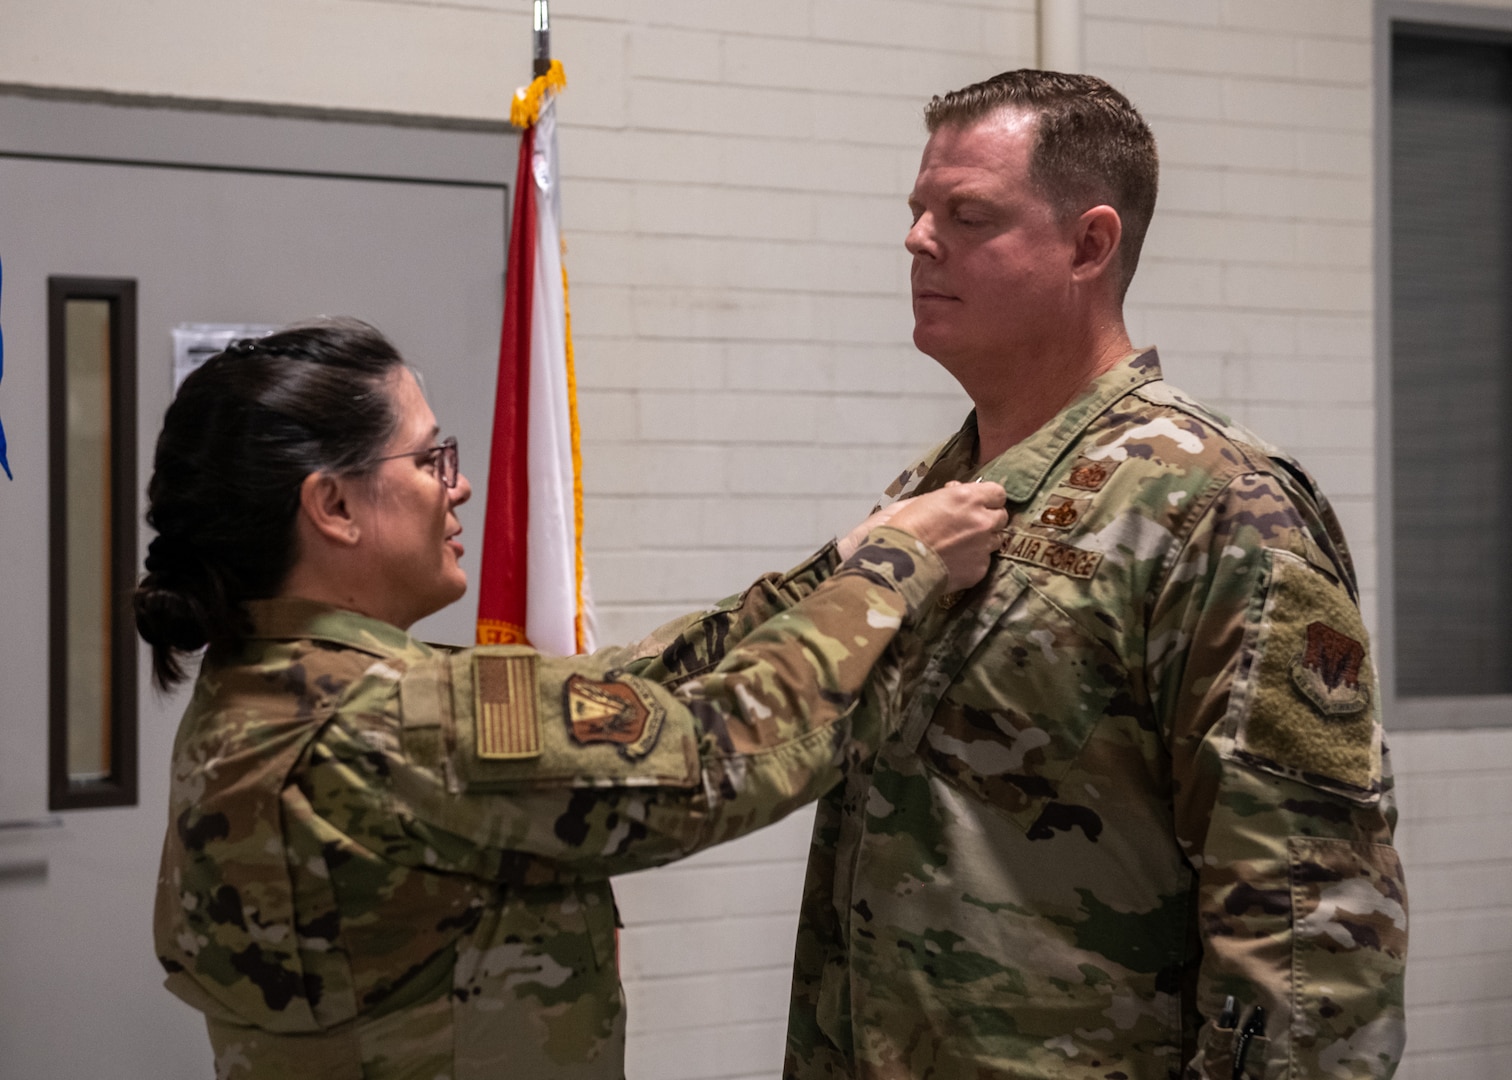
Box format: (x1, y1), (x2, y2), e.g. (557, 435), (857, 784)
(476, 125), (537, 646)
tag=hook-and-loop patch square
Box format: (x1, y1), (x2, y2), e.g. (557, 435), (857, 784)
(474, 653), (541, 760)
(1229, 549), (1381, 803)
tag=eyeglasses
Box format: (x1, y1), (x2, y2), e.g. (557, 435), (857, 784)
(371, 436), (460, 488)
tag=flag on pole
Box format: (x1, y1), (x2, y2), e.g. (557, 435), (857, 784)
(475, 59), (594, 654)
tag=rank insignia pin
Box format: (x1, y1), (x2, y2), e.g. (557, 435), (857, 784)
(1041, 502), (1079, 527)
(1037, 494), (1091, 531)
(1064, 455), (1121, 492)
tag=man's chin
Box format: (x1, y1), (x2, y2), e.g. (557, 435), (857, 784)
(912, 325), (956, 363)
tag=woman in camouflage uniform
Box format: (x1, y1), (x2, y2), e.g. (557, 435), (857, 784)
(136, 318), (1006, 1080)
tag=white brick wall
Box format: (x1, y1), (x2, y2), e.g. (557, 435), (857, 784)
(8, 0), (1512, 1076)
(1085, 0), (1380, 621)
(1390, 728), (1512, 1080)
(617, 811), (821, 1079)
(559, 4), (1026, 659)
(559, 8), (1032, 1074)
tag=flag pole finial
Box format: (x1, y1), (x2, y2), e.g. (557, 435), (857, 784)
(533, 0), (551, 77)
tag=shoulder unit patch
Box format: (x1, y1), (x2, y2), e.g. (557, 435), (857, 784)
(564, 674), (666, 759)
(1291, 621), (1370, 717)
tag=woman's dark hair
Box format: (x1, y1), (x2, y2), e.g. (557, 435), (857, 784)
(135, 317), (405, 688)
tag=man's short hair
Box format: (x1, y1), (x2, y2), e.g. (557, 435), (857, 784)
(925, 70), (1158, 299)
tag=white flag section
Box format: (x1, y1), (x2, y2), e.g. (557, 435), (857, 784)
(523, 99), (594, 656)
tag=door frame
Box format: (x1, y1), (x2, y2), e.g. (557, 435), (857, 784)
(0, 83), (517, 189)
(0, 86), (516, 831)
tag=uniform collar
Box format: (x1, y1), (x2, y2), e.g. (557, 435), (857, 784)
(243, 597), (427, 659)
(949, 348), (1163, 504)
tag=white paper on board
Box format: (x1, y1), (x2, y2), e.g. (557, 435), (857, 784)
(172, 323), (280, 392)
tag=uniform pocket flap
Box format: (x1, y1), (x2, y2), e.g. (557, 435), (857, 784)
(917, 571), (1119, 834)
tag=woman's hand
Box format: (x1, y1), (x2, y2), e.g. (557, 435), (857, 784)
(836, 502), (906, 562)
(886, 481), (1009, 593)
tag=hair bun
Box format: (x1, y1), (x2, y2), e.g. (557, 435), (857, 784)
(133, 578), (210, 654)
(143, 532), (190, 576)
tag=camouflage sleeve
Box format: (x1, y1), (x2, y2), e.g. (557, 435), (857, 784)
(597, 539), (842, 684)
(1149, 473), (1407, 1080)
(310, 525), (944, 881)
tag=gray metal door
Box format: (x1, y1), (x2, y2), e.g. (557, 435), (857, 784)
(0, 93), (510, 1078)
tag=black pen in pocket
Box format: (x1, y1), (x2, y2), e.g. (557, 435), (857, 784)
(1231, 1004), (1266, 1080)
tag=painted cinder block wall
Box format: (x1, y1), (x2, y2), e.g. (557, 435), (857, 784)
(2, 0), (1507, 1076)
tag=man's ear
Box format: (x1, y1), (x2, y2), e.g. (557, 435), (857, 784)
(299, 471), (361, 547)
(1070, 204), (1123, 284)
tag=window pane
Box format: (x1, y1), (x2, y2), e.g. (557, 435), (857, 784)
(1392, 34), (1512, 696)
(63, 298), (113, 781)
(49, 276), (137, 811)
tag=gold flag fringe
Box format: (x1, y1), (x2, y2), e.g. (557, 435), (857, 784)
(560, 254), (589, 654)
(510, 60), (567, 129)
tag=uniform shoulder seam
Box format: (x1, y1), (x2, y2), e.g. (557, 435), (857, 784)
(1131, 383), (1282, 475)
(1151, 466), (1291, 604)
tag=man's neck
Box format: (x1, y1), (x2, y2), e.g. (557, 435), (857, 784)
(967, 323), (1133, 465)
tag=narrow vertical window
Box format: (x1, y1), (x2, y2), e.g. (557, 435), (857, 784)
(48, 277), (137, 809)
(1391, 32), (1512, 707)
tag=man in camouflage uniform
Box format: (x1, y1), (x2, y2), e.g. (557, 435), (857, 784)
(783, 71), (1407, 1079)
(154, 504), (1010, 1080)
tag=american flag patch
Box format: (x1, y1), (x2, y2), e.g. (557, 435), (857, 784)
(474, 654), (540, 760)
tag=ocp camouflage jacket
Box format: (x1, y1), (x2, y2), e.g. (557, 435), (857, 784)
(153, 526), (946, 1080)
(785, 350), (1406, 1080)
